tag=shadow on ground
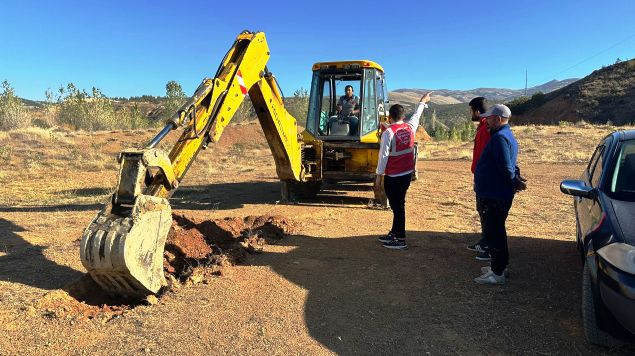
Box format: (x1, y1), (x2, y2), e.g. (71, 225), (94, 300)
(0, 204), (102, 213)
(250, 231), (634, 355)
(0, 181), (375, 213)
(170, 181), (373, 210)
(0, 218), (83, 290)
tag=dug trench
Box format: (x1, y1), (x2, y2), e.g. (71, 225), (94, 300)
(27, 214), (297, 323)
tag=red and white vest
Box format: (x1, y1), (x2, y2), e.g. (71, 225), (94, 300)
(385, 122), (415, 175)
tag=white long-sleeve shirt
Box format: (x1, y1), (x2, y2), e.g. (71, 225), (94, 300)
(376, 102), (427, 176)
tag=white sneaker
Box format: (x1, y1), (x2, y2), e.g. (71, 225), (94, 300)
(480, 266), (509, 278)
(474, 270), (506, 285)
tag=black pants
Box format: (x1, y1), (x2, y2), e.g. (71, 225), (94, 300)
(476, 198), (487, 248)
(384, 174), (412, 238)
(477, 197), (513, 275)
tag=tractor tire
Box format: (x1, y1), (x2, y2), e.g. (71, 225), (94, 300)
(581, 263), (624, 347)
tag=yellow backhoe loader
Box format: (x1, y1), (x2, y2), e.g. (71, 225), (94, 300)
(80, 31), (401, 298)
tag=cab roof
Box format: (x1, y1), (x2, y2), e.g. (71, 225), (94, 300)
(312, 60), (384, 72)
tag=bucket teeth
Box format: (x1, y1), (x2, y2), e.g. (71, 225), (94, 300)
(80, 195), (172, 299)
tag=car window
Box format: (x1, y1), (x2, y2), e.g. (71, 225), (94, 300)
(610, 140), (635, 199)
(586, 145), (603, 183)
(591, 150), (604, 188)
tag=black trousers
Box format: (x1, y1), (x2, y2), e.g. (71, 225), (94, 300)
(476, 198), (487, 248)
(384, 174), (412, 238)
(477, 197), (513, 275)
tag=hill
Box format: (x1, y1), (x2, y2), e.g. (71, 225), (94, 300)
(19, 98), (45, 109)
(389, 91), (462, 106)
(510, 59), (635, 125)
(391, 78), (577, 104)
(387, 79), (579, 131)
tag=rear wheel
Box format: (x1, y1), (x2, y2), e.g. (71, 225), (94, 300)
(581, 263), (624, 347)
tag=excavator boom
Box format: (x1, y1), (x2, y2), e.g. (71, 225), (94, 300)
(81, 31), (305, 298)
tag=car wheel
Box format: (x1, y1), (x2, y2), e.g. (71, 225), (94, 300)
(581, 263), (624, 347)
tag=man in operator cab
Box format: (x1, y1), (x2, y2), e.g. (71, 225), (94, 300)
(337, 85), (360, 116)
(335, 85), (360, 135)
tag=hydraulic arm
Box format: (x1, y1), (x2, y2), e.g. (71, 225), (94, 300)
(80, 31), (307, 298)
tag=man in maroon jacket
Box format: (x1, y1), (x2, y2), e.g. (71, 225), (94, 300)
(467, 97), (491, 258)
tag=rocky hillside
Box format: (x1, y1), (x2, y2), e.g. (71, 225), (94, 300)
(511, 59), (635, 125)
(390, 79), (577, 104)
(389, 91), (462, 106)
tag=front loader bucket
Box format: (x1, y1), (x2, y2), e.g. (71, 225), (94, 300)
(80, 195), (172, 299)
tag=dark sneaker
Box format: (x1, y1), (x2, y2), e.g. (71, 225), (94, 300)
(378, 232), (396, 243)
(467, 242), (487, 253)
(383, 238), (407, 250)
(475, 251), (491, 261)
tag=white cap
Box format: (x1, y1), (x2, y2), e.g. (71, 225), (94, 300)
(481, 104), (511, 119)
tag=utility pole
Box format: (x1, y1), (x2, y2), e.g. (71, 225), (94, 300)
(525, 69), (528, 96)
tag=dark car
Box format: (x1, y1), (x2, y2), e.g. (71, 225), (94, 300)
(560, 130), (635, 346)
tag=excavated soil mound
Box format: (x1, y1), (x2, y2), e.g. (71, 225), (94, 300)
(29, 214), (296, 322)
(416, 126), (432, 142)
(164, 214), (296, 282)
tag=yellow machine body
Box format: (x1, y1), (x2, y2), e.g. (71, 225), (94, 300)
(80, 31), (392, 298)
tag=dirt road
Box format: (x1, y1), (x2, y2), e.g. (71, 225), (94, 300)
(0, 125), (633, 354)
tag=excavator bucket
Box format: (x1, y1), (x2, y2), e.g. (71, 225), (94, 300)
(77, 31), (309, 298)
(80, 195), (172, 299)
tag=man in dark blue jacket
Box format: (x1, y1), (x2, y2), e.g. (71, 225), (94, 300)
(473, 104), (523, 285)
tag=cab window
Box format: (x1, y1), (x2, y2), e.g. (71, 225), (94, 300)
(361, 69), (378, 136)
(376, 74), (387, 117)
(306, 73), (333, 135)
(307, 70), (362, 137)
(319, 80), (332, 134)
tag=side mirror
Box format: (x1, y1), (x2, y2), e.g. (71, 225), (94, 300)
(560, 180), (597, 199)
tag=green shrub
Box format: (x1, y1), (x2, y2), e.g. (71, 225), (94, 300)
(431, 125), (449, 141)
(57, 84), (122, 131)
(0, 80), (29, 130)
(286, 88), (309, 127)
(161, 81), (187, 121)
(233, 96), (256, 123)
(119, 104), (153, 129)
(55, 84), (156, 131)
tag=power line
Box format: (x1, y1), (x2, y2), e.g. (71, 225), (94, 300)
(530, 32), (635, 87)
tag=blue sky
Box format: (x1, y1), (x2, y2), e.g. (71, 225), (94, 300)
(1, 0), (634, 100)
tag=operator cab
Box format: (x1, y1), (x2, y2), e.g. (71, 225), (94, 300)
(305, 61), (389, 142)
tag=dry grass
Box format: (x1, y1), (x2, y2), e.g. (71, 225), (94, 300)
(2, 122), (635, 354)
(422, 123), (635, 164)
(1, 123), (632, 207)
